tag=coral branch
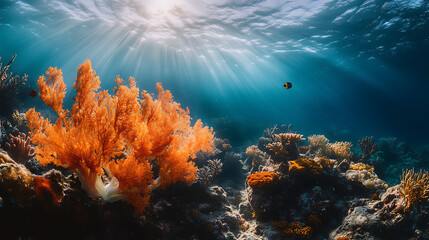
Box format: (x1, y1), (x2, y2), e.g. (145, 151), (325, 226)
(5, 132), (36, 164)
(26, 60), (214, 214)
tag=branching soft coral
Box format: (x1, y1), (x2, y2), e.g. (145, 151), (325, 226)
(26, 60), (214, 214)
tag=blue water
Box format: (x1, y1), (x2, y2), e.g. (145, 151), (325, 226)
(1, 0), (428, 147)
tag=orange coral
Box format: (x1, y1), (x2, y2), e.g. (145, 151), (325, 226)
(289, 158), (323, 175)
(34, 176), (61, 205)
(26, 60), (214, 214)
(277, 221), (312, 239)
(336, 237), (350, 240)
(247, 172), (279, 189)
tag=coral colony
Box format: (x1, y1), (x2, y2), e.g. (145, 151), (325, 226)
(26, 60), (214, 214)
(0, 57), (428, 239)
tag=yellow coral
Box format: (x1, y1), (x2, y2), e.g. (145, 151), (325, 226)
(350, 163), (374, 173)
(399, 168), (429, 210)
(289, 158), (323, 175)
(329, 141), (352, 160)
(247, 171), (279, 189)
(26, 60), (214, 214)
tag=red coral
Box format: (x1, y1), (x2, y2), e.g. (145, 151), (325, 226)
(26, 60), (214, 214)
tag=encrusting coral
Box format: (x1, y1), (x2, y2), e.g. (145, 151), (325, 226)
(289, 158), (323, 175)
(399, 168), (429, 210)
(26, 60), (214, 214)
(247, 171), (279, 189)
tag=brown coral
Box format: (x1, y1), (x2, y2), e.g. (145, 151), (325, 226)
(399, 168), (429, 210)
(5, 132), (36, 164)
(26, 60), (214, 214)
(266, 133), (304, 162)
(289, 158), (323, 175)
(247, 171), (279, 189)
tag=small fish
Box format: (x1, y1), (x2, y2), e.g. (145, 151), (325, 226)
(284, 82), (292, 89)
(30, 89), (38, 97)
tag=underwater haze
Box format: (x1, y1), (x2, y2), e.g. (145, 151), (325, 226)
(0, 0), (428, 147)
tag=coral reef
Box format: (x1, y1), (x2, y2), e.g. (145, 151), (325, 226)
(331, 184), (429, 240)
(0, 55), (28, 116)
(242, 127), (391, 239)
(373, 137), (426, 185)
(26, 60), (214, 214)
(5, 132), (35, 164)
(399, 168), (429, 210)
(358, 136), (378, 163)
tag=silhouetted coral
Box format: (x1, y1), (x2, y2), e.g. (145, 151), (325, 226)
(5, 132), (35, 164)
(358, 136), (378, 163)
(0, 54), (28, 116)
(26, 60), (214, 214)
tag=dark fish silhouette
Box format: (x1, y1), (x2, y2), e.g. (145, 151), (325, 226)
(30, 89), (38, 97)
(284, 82), (292, 89)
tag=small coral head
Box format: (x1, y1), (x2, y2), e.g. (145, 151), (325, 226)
(247, 171), (279, 189)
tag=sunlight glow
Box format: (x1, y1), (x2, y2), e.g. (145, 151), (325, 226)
(148, 0), (180, 14)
